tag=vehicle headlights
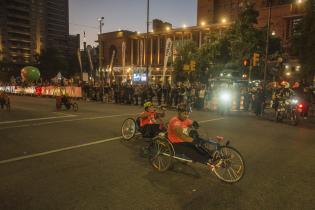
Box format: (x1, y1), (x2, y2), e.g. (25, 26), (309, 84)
(220, 92), (231, 102)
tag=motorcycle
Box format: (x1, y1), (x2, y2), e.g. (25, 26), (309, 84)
(275, 97), (302, 126)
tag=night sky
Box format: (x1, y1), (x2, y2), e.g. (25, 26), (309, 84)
(69, 0), (197, 47)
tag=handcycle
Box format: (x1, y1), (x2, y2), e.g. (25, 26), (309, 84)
(56, 96), (79, 112)
(0, 94), (10, 111)
(121, 106), (167, 141)
(148, 122), (245, 183)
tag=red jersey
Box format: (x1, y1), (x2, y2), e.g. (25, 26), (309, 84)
(140, 111), (157, 127)
(167, 116), (192, 143)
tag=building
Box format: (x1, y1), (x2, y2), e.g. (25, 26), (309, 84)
(197, 0), (305, 53)
(98, 21), (228, 84)
(0, 0), (70, 75)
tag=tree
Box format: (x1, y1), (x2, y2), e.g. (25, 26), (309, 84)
(173, 40), (198, 82)
(197, 30), (231, 82)
(293, 0), (315, 81)
(228, 3), (263, 61)
(38, 48), (69, 79)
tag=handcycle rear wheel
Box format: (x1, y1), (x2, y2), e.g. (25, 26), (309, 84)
(211, 146), (245, 183)
(121, 118), (137, 140)
(289, 110), (299, 126)
(6, 98), (10, 111)
(149, 136), (174, 172)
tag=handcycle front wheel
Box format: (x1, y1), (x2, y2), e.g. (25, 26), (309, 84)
(121, 118), (137, 141)
(149, 136), (174, 172)
(211, 146), (245, 183)
(72, 102), (79, 112)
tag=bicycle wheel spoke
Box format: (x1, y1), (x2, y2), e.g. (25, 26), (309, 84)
(227, 168), (234, 180)
(229, 167), (239, 180)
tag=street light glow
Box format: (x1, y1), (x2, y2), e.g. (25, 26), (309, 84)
(297, 0), (303, 4)
(166, 26), (170, 31)
(271, 31), (276, 36)
(221, 18), (227, 24)
(286, 72), (291, 76)
(183, 24), (187, 29)
(201, 21), (206, 26)
(296, 65), (301, 71)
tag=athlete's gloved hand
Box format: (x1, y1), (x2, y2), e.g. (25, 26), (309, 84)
(192, 121), (200, 129)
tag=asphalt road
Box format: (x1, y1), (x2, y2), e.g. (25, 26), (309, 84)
(0, 96), (315, 210)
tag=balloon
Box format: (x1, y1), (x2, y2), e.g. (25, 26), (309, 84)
(21, 66), (40, 82)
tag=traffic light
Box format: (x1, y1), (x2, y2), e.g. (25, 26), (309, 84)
(243, 58), (249, 67)
(253, 53), (260, 67)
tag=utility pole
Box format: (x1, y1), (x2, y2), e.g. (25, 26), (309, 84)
(263, 0), (272, 114)
(146, 0), (150, 86)
(98, 17), (105, 101)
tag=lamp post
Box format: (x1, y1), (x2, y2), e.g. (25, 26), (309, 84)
(146, 0), (150, 86)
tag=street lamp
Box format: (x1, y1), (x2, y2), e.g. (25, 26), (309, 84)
(166, 26), (170, 31)
(182, 24), (187, 29)
(201, 21), (206, 26)
(98, 17), (104, 33)
(221, 18), (227, 24)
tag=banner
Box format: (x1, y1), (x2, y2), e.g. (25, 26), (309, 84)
(140, 40), (144, 67)
(0, 86), (82, 98)
(163, 38), (173, 85)
(122, 41), (126, 76)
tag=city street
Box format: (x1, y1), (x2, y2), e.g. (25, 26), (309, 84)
(0, 96), (314, 210)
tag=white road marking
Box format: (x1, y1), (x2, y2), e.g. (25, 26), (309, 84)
(0, 136), (122, 165)
(0, 115), (76, 125)
(0, 117), (224, 165)
(199, 118), (225, 123)
(52, 112), (77, 116)
(0, 113), (135, 130)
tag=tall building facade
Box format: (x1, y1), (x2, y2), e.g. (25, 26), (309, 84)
(0, 0), (69, 73)
(197, 0), (305, 53)
(98, 24), (228, 84)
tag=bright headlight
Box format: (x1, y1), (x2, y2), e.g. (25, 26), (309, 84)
(220, 92), (231, 101)
(291, 99), (298, 104)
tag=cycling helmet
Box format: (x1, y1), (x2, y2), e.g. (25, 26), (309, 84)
(144, 101), (153, 109)
(177, 103), (192, 113)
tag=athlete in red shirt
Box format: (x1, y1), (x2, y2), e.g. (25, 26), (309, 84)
(167, 104), (211, 164)
(139, 102), (166, 138)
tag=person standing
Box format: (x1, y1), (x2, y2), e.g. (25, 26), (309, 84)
(156, 84), (163, 106)
(134, 85), (140, 105)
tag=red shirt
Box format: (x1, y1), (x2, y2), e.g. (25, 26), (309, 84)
(140, 111), (157, 127)
(167, 116), (192, 143)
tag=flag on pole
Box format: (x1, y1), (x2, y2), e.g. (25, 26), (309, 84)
(163, 38), (172, 85)
(122, 41), (126, 79)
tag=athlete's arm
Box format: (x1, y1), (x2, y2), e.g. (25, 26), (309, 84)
(173, 126), (193, 143)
